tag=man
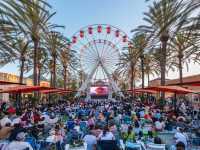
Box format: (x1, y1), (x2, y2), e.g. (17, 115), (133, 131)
(83, 131), (97, 150)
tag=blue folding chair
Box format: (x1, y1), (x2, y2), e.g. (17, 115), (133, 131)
(125, 141), (142, 150)
(66, 121), (75, 130)
(80, 121), (87, 132)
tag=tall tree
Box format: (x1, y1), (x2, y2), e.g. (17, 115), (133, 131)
(134, 0), (198, 87)
(45, 31), (64, 88)
(0, 0), (57, 86)
(132, 33), (149, 88)
(59, 44), (77, 90)
(117, 42), (140, 93)
(169, 31), (199, 85)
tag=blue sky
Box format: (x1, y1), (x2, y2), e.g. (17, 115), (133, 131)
(0, 0), (199, 81)
(48, 0), (147, 37)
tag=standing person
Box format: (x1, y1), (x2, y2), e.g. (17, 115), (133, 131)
(83, 130), (97, 150)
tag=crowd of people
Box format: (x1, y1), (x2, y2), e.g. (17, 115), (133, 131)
(0, 97), (200, 150)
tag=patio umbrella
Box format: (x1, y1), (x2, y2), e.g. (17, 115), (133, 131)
(0, 80), (25, 85)
(0, 85), (53, 93)
(145, 86), (193, 110)
(41, 89), (64, 94)
(127, 89), (157, 94)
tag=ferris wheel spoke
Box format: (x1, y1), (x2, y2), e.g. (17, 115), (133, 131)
(100, 34), (108, 58)
(76, 38), (98, 59)
(100, 41), (120, 60)
(82, 48), (97, 59)
(101, 47), (119, 61)
(84, 34), (101, 58)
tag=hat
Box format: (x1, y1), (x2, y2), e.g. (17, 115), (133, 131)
(16, 132), (26, 141)
(0, 117), (12, 127)
(7, 107), (16, 114)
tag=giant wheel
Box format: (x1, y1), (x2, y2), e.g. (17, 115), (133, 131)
(70, 24), (130, 98)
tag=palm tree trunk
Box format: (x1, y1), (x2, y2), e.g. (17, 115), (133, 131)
(131, 62), (134, 97)
(140, 55), (145, 88)
(38, 67), (41, 86)
(18, 57), (25, 113)
(147, 72), (150, 87)
(63, 67), (67, 90)
(19, 58), (25, 84)
(160, 35), (168, 86)
(33, 39), (39, 86)
(160, 34), (169, 100)
(50, 72), (53, 87)
(52, 55), (56, 88)
(178, 55), (183, 86)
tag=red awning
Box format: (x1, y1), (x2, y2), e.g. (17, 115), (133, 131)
(57, 90), (75, 95)
(127, 89), (157, 94)
(41, 89), (64, 94)
(145, 86), (193, 94)
(188, 83), (200, 86)
(0, 80), (25, 85)
(0, 86), (52, 93)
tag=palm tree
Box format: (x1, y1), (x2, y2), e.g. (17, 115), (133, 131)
(143, 53), (160, 86)
(12, 38), (30, 84)
(169, 31), (199, 85)
(117, 43), (140, 93)
(59, 47), (77, 90)
(134, 0), (198, 87)
(0, 0), (57, 86)
(132, 33), (149, 88)
(0, 29), (30, 84)
(44, 31), (64, 88)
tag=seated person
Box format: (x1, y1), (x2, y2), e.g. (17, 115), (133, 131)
(122, 126), (136, 143)
(176, 141), (185, 150)
(155, 118), (165, 131)
(6, 131), (33, 150)
(48, 124), (65, 143)
(154, 137), (162, 144)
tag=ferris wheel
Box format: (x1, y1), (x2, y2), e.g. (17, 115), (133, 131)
(69, 24), (130, 98)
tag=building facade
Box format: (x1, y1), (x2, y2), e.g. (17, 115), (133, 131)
(0, 72), (50, 102)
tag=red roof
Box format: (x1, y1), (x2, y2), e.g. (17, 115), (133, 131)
(145, 86), (193, 94)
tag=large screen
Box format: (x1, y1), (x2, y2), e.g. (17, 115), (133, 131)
(90, 86), (109, 96)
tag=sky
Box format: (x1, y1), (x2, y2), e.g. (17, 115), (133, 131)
(0, 0), (199, 82)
